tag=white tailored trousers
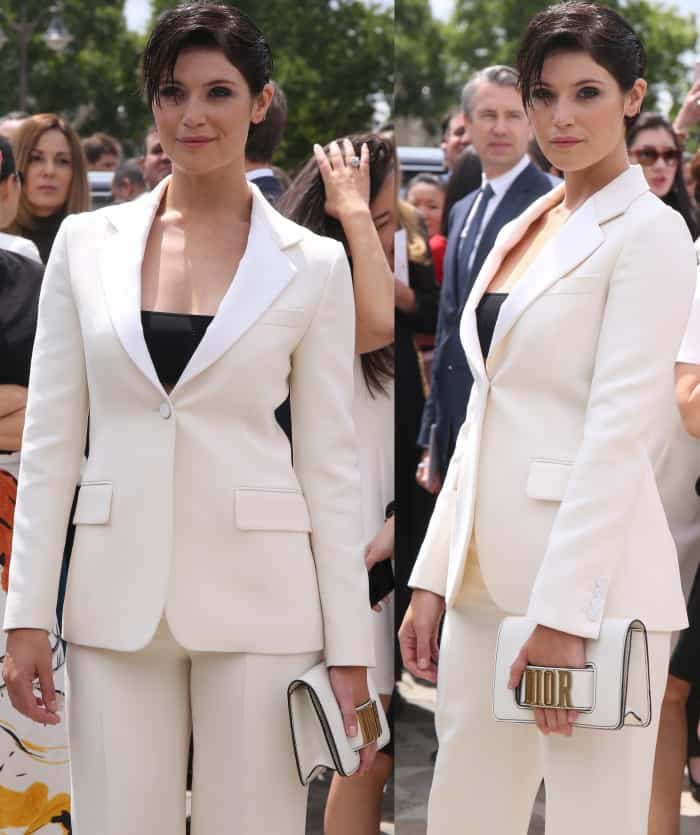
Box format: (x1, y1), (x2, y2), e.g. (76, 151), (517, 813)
(427, 551), (670, 835)
(65, 616), (320, 835)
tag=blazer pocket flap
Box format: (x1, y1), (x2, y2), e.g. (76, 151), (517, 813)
(526, 460), (573, 502)
(235, 488), (312, 532)
(259, 308), (304, 328)
(73, 482), (113, 525)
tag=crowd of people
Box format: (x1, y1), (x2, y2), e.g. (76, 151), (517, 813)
(1, 0), (700, 833)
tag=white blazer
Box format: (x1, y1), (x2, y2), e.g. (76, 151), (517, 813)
(410, 166), (697, 638)
(4, 178), (374, 666)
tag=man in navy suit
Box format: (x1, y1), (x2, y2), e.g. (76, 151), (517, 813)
(245, 81), (287, 205)
(417, 66), (555, 491)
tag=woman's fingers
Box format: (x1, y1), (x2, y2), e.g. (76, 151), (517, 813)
(328, 140), (344, 168)
(342, 136), (355, 165)
(508, 646), (528, 689)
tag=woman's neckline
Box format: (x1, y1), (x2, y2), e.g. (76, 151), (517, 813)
(141, 309), (214, 319)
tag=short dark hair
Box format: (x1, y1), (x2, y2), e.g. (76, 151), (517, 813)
(142, 2), (272, 107)
(0, 135), (17, 182)
(406, 173), (446, 193)
(82, 132), (122, 165)
(517, 2), (645, 126)
(245, 81), (287, 164)
(113, 160), (146, 190)
(441, 107), (460, 137)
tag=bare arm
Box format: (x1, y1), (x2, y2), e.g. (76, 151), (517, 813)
(313, 139), (394, 354)
(676, 362), (700, 438)
(0, 385), (28, 451)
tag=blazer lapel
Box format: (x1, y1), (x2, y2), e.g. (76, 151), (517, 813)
(444, 193), (476, 299)
(458, 185), (564, 381)
(175, 184), (302, 390)
(460, 165), (650, 374)
(99, 178), (170, 395)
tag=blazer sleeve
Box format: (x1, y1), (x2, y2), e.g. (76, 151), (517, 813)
(4, 216), (89, 632)
(677, 266), (700, 364)
(289, 241), (374, 667)
(526, 208), (697, 638)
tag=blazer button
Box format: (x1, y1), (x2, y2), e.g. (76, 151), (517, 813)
(159, 402), (172, 420)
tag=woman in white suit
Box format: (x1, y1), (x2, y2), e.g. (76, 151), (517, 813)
(1, 4), (377, 833)
(399, 3), (697, 833)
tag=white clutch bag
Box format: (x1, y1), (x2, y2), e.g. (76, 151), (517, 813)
(287, 661), (391, 785)
(493, 617), (651, 730)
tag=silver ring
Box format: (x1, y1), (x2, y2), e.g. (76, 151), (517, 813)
(349, 156), (361, 169)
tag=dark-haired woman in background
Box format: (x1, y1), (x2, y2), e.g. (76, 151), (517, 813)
(400, 3), (696, 833)
(406, 173), (447, 284)
(628, 112), (699, 240)
(2, 5), (379, 833)
(5, 114), (89, 263)
(279, 133), (395, 835)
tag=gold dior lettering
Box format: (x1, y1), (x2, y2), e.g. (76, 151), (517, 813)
(523, 669), (573, 708)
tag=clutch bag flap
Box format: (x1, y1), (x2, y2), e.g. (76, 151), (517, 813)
(493, 617), (650, 730)
(288, 661), (391, 786)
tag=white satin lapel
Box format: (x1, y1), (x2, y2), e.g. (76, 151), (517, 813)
(489, 198), (603, 354)
(459, 184), (565, 381)
(98, 180), (170, 395)
(175, 187), (300, 390)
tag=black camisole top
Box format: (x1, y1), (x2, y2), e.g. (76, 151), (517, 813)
(475, 292), (507, 359)
(141, 310), (214, 387)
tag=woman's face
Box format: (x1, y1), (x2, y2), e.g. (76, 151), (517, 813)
(407, 181), (444, 239)
(527, 51), (645, 175)
(153, 48), (272, 177)
(370, 169), (397, 263)
(629, 126), (680, 198)
(24, 129), (73, 217)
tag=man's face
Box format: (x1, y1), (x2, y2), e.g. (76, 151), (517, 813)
(466, 81), (531, 177)
(441, 112), (470, 170)
(140, 130), (171, 189)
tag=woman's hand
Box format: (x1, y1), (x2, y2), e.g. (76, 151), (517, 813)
(313, 138), (370, 221)
(365, 516), (394, 611)
(3, 628), (60, 725)
(415, 449), (442, 494)
(508, 625), (586, 736)
(673, 79), (700, 139)
(365, 516), (394, 572)
(328, 665), (377, 776)
(398, 589), (445, 683)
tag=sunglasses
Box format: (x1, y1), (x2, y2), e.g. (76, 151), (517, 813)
(631, 146), (681, 167)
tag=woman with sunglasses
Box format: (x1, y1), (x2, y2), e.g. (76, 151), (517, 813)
(628, 112), (698, 239)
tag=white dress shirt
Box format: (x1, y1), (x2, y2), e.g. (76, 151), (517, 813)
(459, 154), (531, 273)
(0, 231), (41, 263)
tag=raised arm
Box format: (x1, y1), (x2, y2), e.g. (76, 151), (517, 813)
(313, 139), (394, 354)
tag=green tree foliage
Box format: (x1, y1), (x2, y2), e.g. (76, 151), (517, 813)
(446, 0), (698, 116)
(151, 0), (394, 173)
(0, 1), (149, 151)
(395, 0), (453, 129)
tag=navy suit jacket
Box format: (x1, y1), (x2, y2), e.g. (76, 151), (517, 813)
(418, 161), (554, 477)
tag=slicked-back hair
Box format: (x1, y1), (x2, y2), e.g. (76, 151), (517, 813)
(0, 135), (17, 182)
(517, 2), (645, 128)
(142, 2), (272, 108)
(461, 66), (519, 119)
(627, 113), (698, 239)
(277, 133), (395, 398)
(245, 81), (287, 164)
